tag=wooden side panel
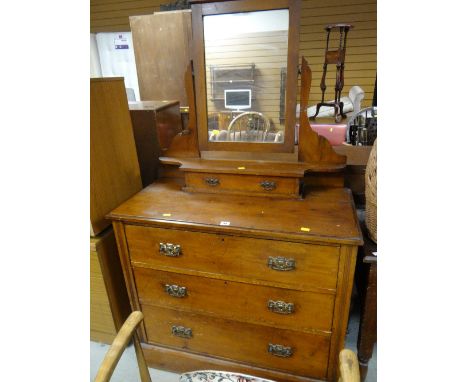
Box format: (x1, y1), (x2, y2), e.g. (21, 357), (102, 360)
(112, 221), (148, 342)
(90, 78), (142, 236)
(90, 249), (116, 343)
(129, 101), (183, 187)
(129, 109), (161, 187)
(130, 10), (192, 106)
(90, 228), (132, 343)
(298, 57), (346, 165)
(327, 245), (358, 381)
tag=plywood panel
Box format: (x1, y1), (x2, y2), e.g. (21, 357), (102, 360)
(90, 78), (142, 236)
(90, 228), (132, 344)
(130, 10), (192, 106)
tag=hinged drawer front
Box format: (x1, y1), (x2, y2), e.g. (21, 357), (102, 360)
(141, 304), (330, 379)
(184, 172), (300, 198)
(126, 225), (339, 291)
(134, 267), (335, 332)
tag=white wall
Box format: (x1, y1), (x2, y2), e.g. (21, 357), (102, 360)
(94, 32), (140, 101)
(90, 34), (102, 78)
(204, 9), (289, 39)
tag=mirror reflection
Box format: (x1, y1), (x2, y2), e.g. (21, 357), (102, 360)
(204, 9), (289, 143)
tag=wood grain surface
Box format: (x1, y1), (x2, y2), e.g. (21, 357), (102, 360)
(184, 172), (300, 198)
(130, 10), (192, 106)
(133, 267), (335, 332)
(141, 304), (331, 378)
(90, 228), (131, 343)
(125, 224), (340, 292)
(90, 78), (142, 236)
(107, 181), (362, 246)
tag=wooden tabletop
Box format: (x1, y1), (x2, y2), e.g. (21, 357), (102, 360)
(107, 181), (363, 246)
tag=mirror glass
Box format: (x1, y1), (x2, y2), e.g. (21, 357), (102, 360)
(203, 9), (289, 143)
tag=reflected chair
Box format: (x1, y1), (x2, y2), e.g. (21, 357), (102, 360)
(94, 311), (360, 382)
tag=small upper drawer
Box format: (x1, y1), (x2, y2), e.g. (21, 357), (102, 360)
(184, 172), (300, 198)
(142, 304), (330, 379)
(125, 225), (339, 292)
(134, 267), (335, 332)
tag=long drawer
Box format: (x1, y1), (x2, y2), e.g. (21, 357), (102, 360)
(184, 172), (300, 198)
(141, 304), (331, 379)
(134, 267), (335, 332)
(125, 225), (339, 291)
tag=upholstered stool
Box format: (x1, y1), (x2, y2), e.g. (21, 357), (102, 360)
(180, 371), (276, 382)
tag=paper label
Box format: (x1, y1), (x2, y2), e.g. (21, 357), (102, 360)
(114, 35), (129, 49)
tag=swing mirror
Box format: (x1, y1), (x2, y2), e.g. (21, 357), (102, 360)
(191, 0), (300, 153)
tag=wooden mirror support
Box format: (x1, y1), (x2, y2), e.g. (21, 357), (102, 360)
(298, 56), (346, 164)
(160, 55), (347, 199)
(163, 62), (200, 158)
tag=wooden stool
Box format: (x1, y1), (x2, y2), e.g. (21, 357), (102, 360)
(311, 24), (353, 123)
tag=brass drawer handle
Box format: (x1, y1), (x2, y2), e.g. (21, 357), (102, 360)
(171, 325), (192, 339)
(204, 177), (220, 187)
(159, 243), (181, 257)
(267, 300), (295, 314)
(165, 284), (187, 298)
(260, 180), (276, 191)
(268, 256), (296, 271)
(268, 343), (293, 358)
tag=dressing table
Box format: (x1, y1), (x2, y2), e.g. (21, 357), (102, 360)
(108, 1), (362, 381)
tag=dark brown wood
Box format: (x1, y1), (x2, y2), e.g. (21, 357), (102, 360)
(164, 62), (201, 158)
(298, 57), (347, 165)
(129, 100), (182, 187)
(356, 236), (377, 381)
(90, 78), (142, 236)
(193, 0), (300, 153)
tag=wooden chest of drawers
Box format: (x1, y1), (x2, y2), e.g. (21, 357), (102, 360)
(108, 181), (362, 382)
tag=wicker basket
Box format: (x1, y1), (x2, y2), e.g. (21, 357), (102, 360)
(365, 139), (377, 243)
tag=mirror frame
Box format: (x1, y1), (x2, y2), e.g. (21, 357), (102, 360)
(191, 0), (300, 153)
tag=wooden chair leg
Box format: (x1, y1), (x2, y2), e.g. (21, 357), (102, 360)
(94, 311), (152, 382)
(338, 349), (360, 382)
